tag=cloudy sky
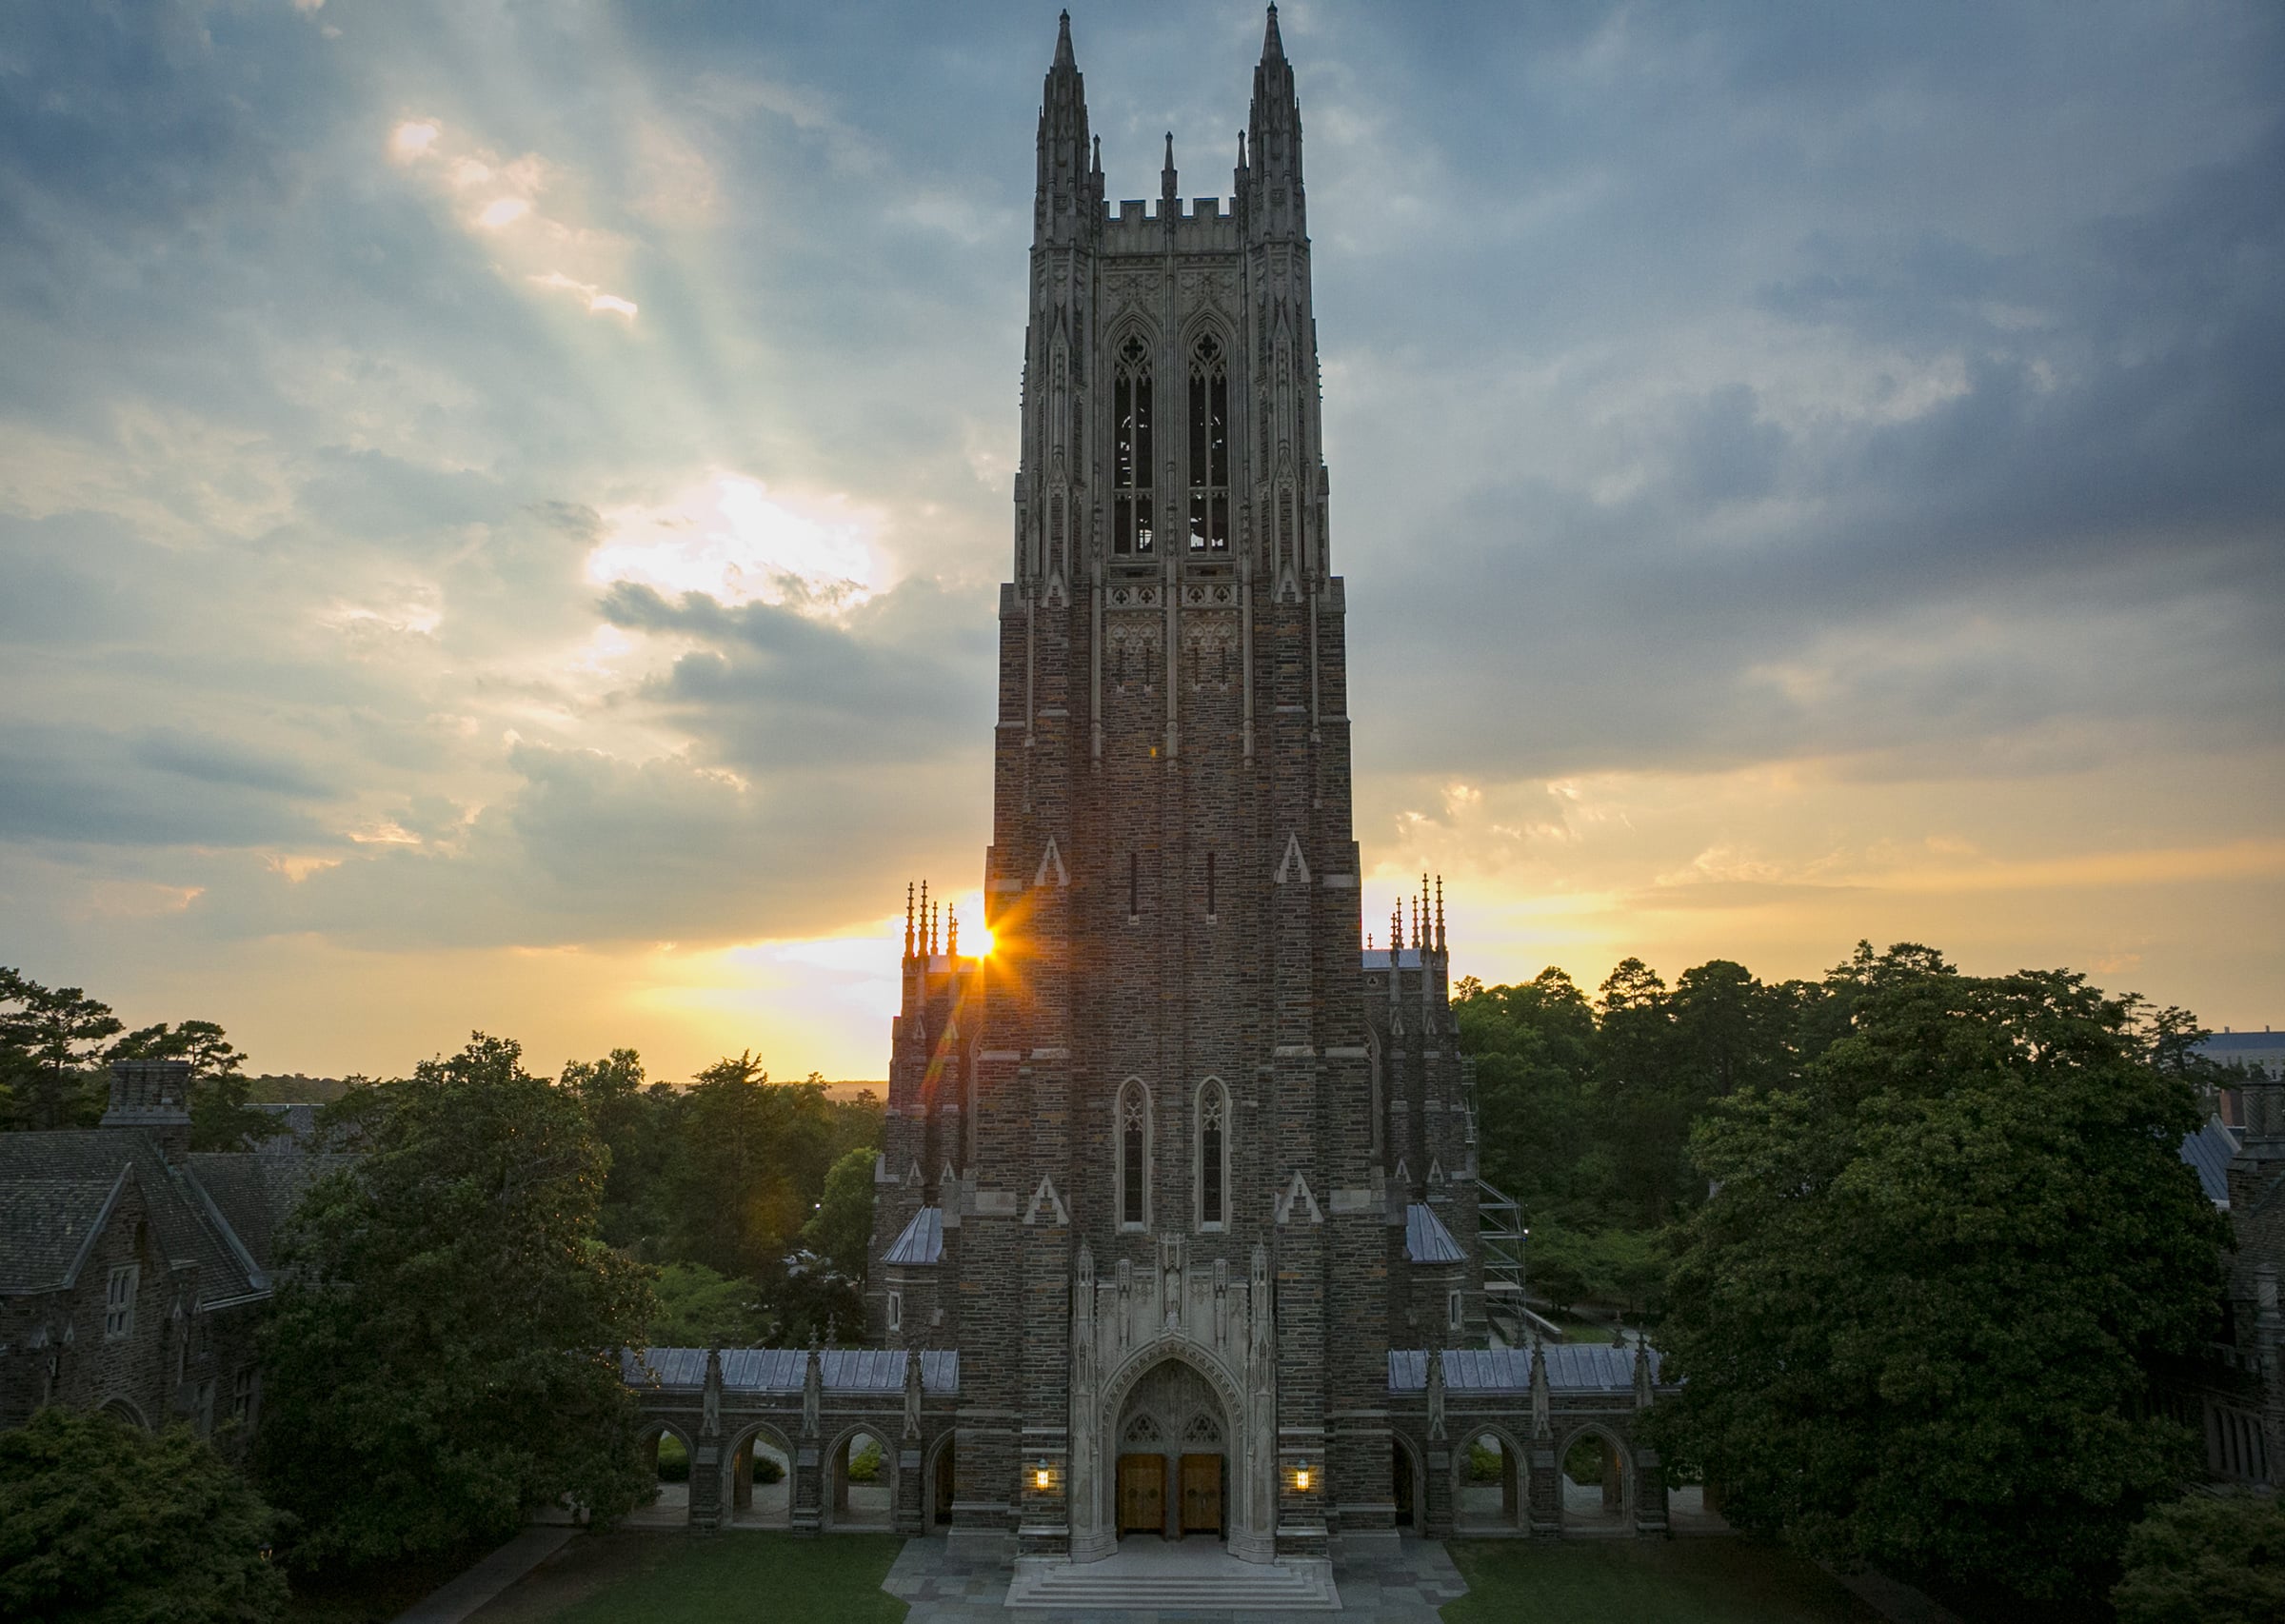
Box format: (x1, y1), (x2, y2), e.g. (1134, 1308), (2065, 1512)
(3, 0), (2279, 1084)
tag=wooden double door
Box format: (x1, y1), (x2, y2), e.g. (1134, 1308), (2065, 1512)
(1116, 1453), (1224, 1538)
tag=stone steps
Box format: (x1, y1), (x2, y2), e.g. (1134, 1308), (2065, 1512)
(1006, 1554), (1341, 1611)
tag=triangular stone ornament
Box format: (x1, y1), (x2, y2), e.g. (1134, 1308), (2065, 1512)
(1273, 833), (1310, 886)
(940, 1161), (959, 1195)
(1428, 1158), (1446, 1185)
(1276, 564), (1302, 604)
(1035, 836), (1070, 889)
(1023, 1174), (1070, 1227)
(1275, 1171), (1323, 1226)
(1043, 569), (1068, 609)
(1393, 1157), (1411, 1184)
(905, 1160), (924, 1188)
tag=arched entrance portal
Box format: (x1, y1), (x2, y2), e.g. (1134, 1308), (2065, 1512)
(1114, 1358), (1229, 1542)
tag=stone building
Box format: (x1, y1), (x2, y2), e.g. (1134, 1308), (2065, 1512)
(843, 9), (1674, 1570)
(0, 1060), (344, 1451)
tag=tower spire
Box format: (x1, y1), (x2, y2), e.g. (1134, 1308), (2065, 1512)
(1162, 130), (1179, 214)
(1034, 9), (1093, 247)
(1246, 2), (1304, 241)
(1262, 3), (1285, 63)
(905, 881), (916, 959)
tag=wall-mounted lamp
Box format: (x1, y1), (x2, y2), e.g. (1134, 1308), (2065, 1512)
(1033, 1457), (1055, 1491)
(1292, 1459), (1313, 1493)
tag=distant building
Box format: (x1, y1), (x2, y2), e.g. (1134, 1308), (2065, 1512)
(0, 1060), (348, 1450)
(2162, 1038), (2285, 1487)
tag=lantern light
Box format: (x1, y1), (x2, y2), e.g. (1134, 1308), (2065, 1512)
(1293, 1459), (1312, 1493)
(1034, 1457), (1053, 1491)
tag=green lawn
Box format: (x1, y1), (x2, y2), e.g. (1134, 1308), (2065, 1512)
(1442, 1539), (1883, 1624)
(467, 1531), (907, 1624)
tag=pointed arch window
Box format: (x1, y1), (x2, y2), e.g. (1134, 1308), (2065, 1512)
(1118, 1079), (1151, 1229)
(1196, 1078), (1230, 1230)
(1187, 333), (1229, 551)
(1113, 335), (1154, 555)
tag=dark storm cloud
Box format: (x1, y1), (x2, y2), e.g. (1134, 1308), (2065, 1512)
(600, 580), (993, 771)
(0, 723), (330, 848)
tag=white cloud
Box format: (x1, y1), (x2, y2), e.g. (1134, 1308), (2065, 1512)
(586, 475), (888, 618)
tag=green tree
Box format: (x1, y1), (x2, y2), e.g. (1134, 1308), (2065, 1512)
(0, 968), (123, 1129)
(0, 1405), (287, 1623)
(668, 1055), (836, 1280)
(649, 1261), (767, 1347)
(803, 1145), (880, 1281)
(256, 1033), (655, 1571)
(1648, 954), (2231, 1606)
(560, 1048), (670, 1249)
(109, 1018), (275, 1150)
(2112, 1490), (2285, 1624)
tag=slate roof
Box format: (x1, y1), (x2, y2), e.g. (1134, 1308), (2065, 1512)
(1360, 949), (1425, 971)
(1387, 1343), (1660, 1394)
(0, 1130), (268, 1305)
(250, 1103), (322, 1151)
(2178, 1115), (2239, 1208)
(186, 1153), (357, 1273)
(0, 1169), (131, 1294)
(624, 1346), (959, 1395)
(1403, 1202), (1466, 1264)
(884, 1206), (944, 1265)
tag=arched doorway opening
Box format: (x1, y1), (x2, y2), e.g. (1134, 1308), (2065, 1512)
(1560, 1426), (1630, 1534)
(1114, 1358), (1229, 1542)
(925, 1432), (957, 1532)
(1454, 1427), (1525, 1533)
(1392, 1436), (1424, 1531)
(632, 1421), (693, 1527)
(98, 1397), (150, 1431)
(825, 1425), (894, 1530)
(725, 1423), (793, 1529)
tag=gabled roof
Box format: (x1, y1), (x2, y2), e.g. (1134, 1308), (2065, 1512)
(0, 1130), (262, 1303)
(884, 1205), (944, 1265)
(2178, 1114), (2238, 1208)
(1361, 949), (1425, 971)
(1403, 1202), (1465, 1264)
(622, 1346), (959, 1395)
(0, 1168), (131, 1294)
(186, 1152), (357, 1274)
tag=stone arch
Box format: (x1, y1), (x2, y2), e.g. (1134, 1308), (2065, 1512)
(1452, 1420), (1528, 1534)
(98, 1396), (150, 1431)
(633, 1417), (696, 1527)
(822, 1418), (896, 1531)
(1556, 1419), (1632, 1531)
(722, 1418), (796, 1528)
(923, 1426), (958, 1532)
(1088, 1338), (1253, 1548)
(1103, 1348), (1236, 1543)
(1390, 1430), (1425, 1531)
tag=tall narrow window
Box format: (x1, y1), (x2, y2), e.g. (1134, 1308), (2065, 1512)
(1187, 334), (1229, 550)
(1119, 1082), (1150, 1228)
(1198, 1079), (1229, 1229)
(104, 1265), (137, 1340)
(1113, 335), (1154, 555)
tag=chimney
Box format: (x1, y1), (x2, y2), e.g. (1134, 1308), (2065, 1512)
(103, 1060), (193, 1162)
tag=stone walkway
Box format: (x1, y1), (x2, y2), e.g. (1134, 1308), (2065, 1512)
(885, 1535), (1468, 1624)
(391, 1527), (576, 1624)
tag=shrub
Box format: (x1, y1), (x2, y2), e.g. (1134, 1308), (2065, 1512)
(752, 1451), (785, 1485)
(654, 1434), (689, 1484)
(1466, 1440), (1504, 1483)
(847, 1437), (884, 1483)
(2112, 1489), (2285, 1624)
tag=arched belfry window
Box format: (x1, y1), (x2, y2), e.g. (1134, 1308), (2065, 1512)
(1196, 1079), (1230, 1230)
(1117, 1079), (1151, 1229)
(1187, 334), (1229, 551)
(1113, 336), (1154, 556)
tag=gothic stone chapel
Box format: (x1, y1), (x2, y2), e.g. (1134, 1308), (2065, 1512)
(626, 9), (1674, 1571)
